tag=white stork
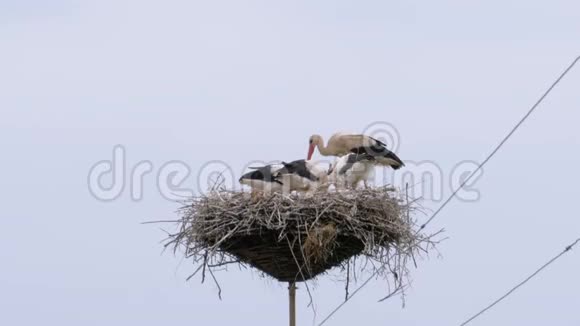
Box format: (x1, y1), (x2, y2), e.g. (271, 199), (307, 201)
(328, 153), (375, 190)
(277, 159), (329, 196)
(307, 132), (404, 169)
(239, 160), (328, 197)
(239, 164), (285, 197)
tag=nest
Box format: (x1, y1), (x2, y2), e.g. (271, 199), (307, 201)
(165, 186), (440, 298)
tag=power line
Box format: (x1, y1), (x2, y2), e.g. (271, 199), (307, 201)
(420, 55), (580, 231)
(318, 270), (377, 326)
(459, 237), (580, 326)
(316, 55), (580, 326)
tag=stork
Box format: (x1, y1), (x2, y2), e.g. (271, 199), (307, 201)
(239, 160), (328, 197)
(239, 164), (285, 198)
(277, 159), (329, 196)
(307, 132), (404, 169)
(328, 153), (375, 190)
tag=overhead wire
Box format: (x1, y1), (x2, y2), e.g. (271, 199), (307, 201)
(459, 238), (580, 326)
(316, 55), (580, 326)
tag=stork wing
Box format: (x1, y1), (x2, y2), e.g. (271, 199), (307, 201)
(331, 133), (385, 149)
(280, 160), (319, 181)
(368, 136), (387, 147)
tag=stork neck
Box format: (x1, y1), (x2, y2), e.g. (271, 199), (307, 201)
(316, 138), (332, 156)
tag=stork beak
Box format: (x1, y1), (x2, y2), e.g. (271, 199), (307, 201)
(307, 144), (315, 160)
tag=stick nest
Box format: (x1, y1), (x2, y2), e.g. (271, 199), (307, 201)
(165, 186), (440, 298)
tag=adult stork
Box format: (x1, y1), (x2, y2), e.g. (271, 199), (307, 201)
(307, 132), (404, 169)
(328, 153), (375, 190)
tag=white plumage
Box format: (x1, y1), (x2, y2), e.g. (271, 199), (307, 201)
(307, 132), (404, 170)
(238, 164), (285, 195)
(239, 160), (329, 196)
(328, 154), (374, 190)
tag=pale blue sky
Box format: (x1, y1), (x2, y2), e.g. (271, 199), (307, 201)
(1, 1), (579, 325)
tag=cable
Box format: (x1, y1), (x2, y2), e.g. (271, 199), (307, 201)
(420, 55), (580, 231)
(318, 270), (377, 326)
(459, 237), (580, 326)
(316, 55), (580, 326)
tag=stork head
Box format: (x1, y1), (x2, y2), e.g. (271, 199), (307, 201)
(307, 134), (322, 160)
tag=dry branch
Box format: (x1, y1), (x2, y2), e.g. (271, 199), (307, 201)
(164, 186), (440, 300)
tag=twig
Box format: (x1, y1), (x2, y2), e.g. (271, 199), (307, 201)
(157, 187), (441, 309)
(208, 267), (223, 300)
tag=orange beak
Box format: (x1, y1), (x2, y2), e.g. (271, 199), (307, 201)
(307, 144), (315, 160)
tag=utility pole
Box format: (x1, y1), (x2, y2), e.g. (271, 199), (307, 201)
(289, 282), (296, 326)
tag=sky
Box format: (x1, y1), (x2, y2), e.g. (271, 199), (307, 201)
(1, 1), (579, 325)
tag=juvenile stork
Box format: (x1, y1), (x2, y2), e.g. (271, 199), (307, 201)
(239, 160), (328, 197)
(328, 153), (375, 190)
(239, 164), (285, 197)
(277, 159), (329, 196)
(307, 132), (404, 169)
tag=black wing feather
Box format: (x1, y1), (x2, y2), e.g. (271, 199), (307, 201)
(338, 153), (374, 175)
(240, 165), (284, 184)
(349, 145), (404, 169)
(368, 136), (387, 147)
(280, 159), (319, 181)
